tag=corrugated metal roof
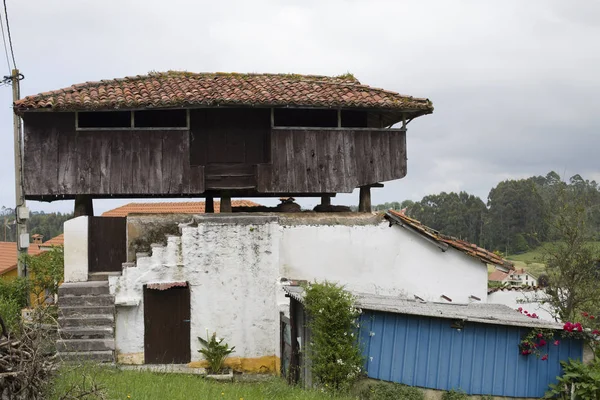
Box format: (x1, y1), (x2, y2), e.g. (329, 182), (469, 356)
(283, 286), (561, 330)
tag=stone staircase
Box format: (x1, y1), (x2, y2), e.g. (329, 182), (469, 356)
(57, 281), (116, 362)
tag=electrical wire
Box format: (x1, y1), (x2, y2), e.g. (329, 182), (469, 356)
(3, 0), (16, 69)
(0, 6), (11, 74)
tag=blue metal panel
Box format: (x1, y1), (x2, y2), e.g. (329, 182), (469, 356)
(360, 311), (584, 398)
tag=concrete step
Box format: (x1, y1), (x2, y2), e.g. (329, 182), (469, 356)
(59, 326), (114, 339)
(57, 338), (115, 352)
(58, 350), (114, 363)
(59, 315), (114, 328)
(88, 272), (122, 281)
(58, 294), (114, 307)
(59, 281), (109, 296)
(60, 306), (115, 317)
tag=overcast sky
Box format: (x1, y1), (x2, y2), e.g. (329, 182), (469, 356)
(0, 0), (598, 215)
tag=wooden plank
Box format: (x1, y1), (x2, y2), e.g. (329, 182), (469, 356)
(189, 165), (204, 194)
(284, 130), (295, 193)
(399, 131), (407, 178)
(22, 126), (43, 195)
(379, 131), (392, 183)
(270, 131), (282, 191)
(181, 131), (190, 194)
(148, 132), (163, 193)
(343, 130), (358, 191)
(130, 131), (143, 194)
(98, 133), (112, 194)
(41, 127), (59, 195)
(304, 130), (320, 192)
(316, 131), (331, 192)
(109, 133), (124, 194)
(292, 130), (308, 192)
(121, 133), (134, 194)
(89, 134), (103, 193)
(58, 131), (77, 194)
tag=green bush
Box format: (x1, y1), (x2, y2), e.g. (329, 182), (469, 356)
(442, 389), (468, 400)
(198, 331), (235, 374)
(545, 358), (600, 399)
(304, 281), (364, 393)
(0, 277), (30, 333)
(357, 381), (424, 400)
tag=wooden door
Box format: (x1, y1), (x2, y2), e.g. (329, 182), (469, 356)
(144, 285), (191, 364)
(88, 217), (126, 273)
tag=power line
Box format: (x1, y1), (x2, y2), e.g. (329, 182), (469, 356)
(0, 6), (10, 74)
(3, 0), (16, 69)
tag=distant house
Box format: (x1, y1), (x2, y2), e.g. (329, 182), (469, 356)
(488, 286), (555, 322)
(101, 200), (260, 217)
(489, 268), (537, 287)
(284, 285), (582, 398)
(0, 235), (63, 278)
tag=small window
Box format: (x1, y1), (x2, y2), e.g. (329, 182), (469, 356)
(135, 110), (187, 128)
(341, 110), (368, 128)
(274, 108), (337, 127)
(78, 111), (130, 128)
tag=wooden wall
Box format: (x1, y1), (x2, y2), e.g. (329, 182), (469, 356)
(23, 113), (204, 197)
(257, 128), (406, 194)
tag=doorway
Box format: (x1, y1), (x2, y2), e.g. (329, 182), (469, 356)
(143, 283), (191, 364)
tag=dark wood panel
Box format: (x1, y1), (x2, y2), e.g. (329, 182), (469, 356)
(88, 216), (126, 273)
(148, 132), (163, 193)
(144, 285), (190, 364)
(58, 131), (78, 194)
(189, 165), (205, 194)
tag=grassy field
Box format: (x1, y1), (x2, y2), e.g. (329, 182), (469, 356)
(49, 366), (357, 400)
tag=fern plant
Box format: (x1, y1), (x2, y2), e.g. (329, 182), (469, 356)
(197, 332), (235, 374)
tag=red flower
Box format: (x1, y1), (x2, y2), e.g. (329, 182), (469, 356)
(521, 350), (528, 355)
(564, 322), (574, 332)
(537, 333), (543, 338)
(591, 316), (596, 320)
(583, 312), (589, 317)
(539, 339), (547, 346)
(531, 313), (538, 319)
(541, 355), (548, 361)
(593, 330), (600, 336)
(575, 323), (583, 332)
(554, 340), (560, 346)
(518, 307), (523, 312)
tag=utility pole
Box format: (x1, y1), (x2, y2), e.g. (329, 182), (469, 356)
(11, 68), (27, 277)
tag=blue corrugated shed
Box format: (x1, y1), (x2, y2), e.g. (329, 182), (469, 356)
(360, 311), (583, 398)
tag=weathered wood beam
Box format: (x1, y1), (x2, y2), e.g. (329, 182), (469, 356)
(220, 193), (232, 213)
(358, 187), (371, 213)
(205, 196), (214, 213)
(74, 195), (94, 217)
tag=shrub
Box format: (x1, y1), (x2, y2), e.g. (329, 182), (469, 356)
(357, 381), (424, 400)
(197, 331), (235, 374)
(304, 281), (364, 393)
(546, 358), (600, 399)
(0, 277), (30, 333)
(442, 389), (468, 400)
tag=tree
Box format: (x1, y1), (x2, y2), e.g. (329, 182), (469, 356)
(21, 246), (64, 306)
(543, 186), (600, 321)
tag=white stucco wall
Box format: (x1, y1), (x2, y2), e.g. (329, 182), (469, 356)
(63, 216), (89, 282)
(487, 289), (556, 322)
(109, 214), (490, 366)
(110, 216), (280, 365)
(279, 222), (489, 303)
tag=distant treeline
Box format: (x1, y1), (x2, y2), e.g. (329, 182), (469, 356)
(373, 171), (600, 255)
(0, 207), (72, 243)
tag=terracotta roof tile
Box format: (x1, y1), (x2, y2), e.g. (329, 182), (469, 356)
(101, 200), (261, 217)
(0, 241), (45, 275)
(489, 270), (509, 282)
(14, 71), (433, 115)
(386, 210), (513, 268)
(41, 234), (64, 247)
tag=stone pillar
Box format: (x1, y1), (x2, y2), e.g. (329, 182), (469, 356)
(205, 196), (214, 213)
(64, 216), (89, 282)
(220, 194), (232, 213)
(320, 195), (331, 206)
(74, 195), (94, 217)
(358, 187), (371, 213)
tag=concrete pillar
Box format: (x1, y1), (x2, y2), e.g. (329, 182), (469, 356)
(64, 216), (89, 282)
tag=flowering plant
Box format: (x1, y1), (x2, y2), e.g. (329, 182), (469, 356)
(198, 331), (235, 374)
(519, 328), (555, 359)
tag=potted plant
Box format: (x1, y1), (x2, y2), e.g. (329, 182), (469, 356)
(198, 331), (235, 380)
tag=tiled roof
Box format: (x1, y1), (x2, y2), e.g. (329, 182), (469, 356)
(386, 210), (513, 268)
(14, 71), (434, 116)
(489, 270), (510, 282)
(41, 234), (64, 247)
(102, 200), (261, 217)
(0, 241), (44, 275)
(283, 286), (562, 330)
(488, 286), (544, 295)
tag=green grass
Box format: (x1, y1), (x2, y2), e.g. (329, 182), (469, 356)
(49, 365), (357, 400)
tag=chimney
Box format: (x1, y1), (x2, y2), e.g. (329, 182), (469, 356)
(31, 234), (43, 244)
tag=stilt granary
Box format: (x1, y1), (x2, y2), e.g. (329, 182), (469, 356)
(14, 72), (433, 214)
